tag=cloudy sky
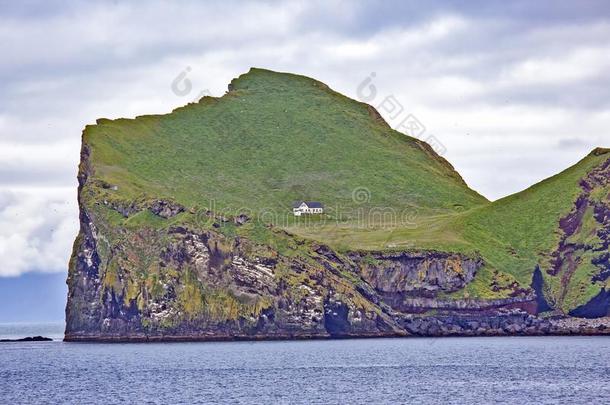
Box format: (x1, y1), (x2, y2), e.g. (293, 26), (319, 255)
(1, 0), (609, 300)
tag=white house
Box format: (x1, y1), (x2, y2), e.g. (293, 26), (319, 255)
(292, 201), (324, 216)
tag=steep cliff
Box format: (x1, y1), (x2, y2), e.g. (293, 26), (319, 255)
(65, 69), (610, 341)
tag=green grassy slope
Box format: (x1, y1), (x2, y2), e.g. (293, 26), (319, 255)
(457, 149), (609, 300)
(289, 149), (609, 304)
(462, 151), (607, 271)
(81, 68), (609, 310)
(85, 68), (486, 223)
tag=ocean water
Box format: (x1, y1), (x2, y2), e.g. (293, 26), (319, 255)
(1, 323), (610, 404)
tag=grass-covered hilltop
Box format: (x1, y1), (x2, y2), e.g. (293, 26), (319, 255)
(65, 68), (610, 341)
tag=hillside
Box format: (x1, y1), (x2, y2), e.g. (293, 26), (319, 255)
(291, 148), (610, 308)
(458, 148), (610, 307)
(65, 69), (610, 341)
(84, 68), (486, 223)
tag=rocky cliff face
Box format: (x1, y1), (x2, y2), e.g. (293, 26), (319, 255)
(66, 202), (610, 341)
(64, 207), (540, 341)
(545, 154), (610, 317)
(65, 143), (610, 341)
(64, 70), (610, 341)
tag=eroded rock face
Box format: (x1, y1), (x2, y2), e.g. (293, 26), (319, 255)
(531, 267), (553, 313)
(65, 219), (395, 340)
(150, 200), (185, 219)
(65, 142), (610, 341)
(569, 289), (610, 318)
(65, 215), (610, 341)
(64, 215), (610, 340)
(545, 157), (610, 317)
(352, 251), (482, 296)
(397, 309), (551, 337)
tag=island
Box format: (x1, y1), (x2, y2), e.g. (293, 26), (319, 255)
(0, 336), (53, 342)
(65, 68), (610, 341)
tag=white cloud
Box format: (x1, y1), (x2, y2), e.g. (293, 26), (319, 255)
(0, 188), (78, 277)
(0, 1), (609, 276)
(502, 46), (610, 86)
(324, 15), (468, 60)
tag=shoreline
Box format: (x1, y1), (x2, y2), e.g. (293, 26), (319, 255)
(64, 328), (610, 343)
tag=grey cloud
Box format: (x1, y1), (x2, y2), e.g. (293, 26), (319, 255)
(0, 188), (78, 277)
(0, 0), (609, 276)
(0, 166), (75, 187)
(360, 0), (610, 25)
(557, 138), (589, 149)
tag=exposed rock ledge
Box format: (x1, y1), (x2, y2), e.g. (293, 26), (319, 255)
(65, 220), (610, 341)
(66, 143), (610, 342)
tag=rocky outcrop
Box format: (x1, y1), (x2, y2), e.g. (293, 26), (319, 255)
(150, 200), (184, 219)
(65, 207), (610, 340)
(397, 310), (551, 336)
(569, 289), (610, 318)
(66, 210), (397, 341)
(392, 295), (537, 313)
(531, 266), (553, 313)
(65, 134), (610, 341)
(545, 156), (610, 315)
(350, 251), (481, 295)
(0, 336), (53, 342)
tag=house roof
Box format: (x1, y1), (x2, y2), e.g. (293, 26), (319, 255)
(292, 201), (324, 208)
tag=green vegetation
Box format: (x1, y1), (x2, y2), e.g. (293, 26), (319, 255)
(461, 152), (606, 280)
(80, 67), (610, 313)
(85, 68), (486, 222)
(289, 149), (609, 304)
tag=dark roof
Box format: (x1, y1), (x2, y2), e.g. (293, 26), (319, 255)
(292, 201), (324, 208)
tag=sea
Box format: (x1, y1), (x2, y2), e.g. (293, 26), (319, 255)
(1, 322), (610, 404)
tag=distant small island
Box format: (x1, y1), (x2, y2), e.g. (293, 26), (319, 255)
(0, 336), (53, 343)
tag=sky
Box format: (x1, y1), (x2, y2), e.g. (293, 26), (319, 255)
(1, 0), (610, 320)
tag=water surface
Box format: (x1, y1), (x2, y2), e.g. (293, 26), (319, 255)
(1, 323), (609, 404)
